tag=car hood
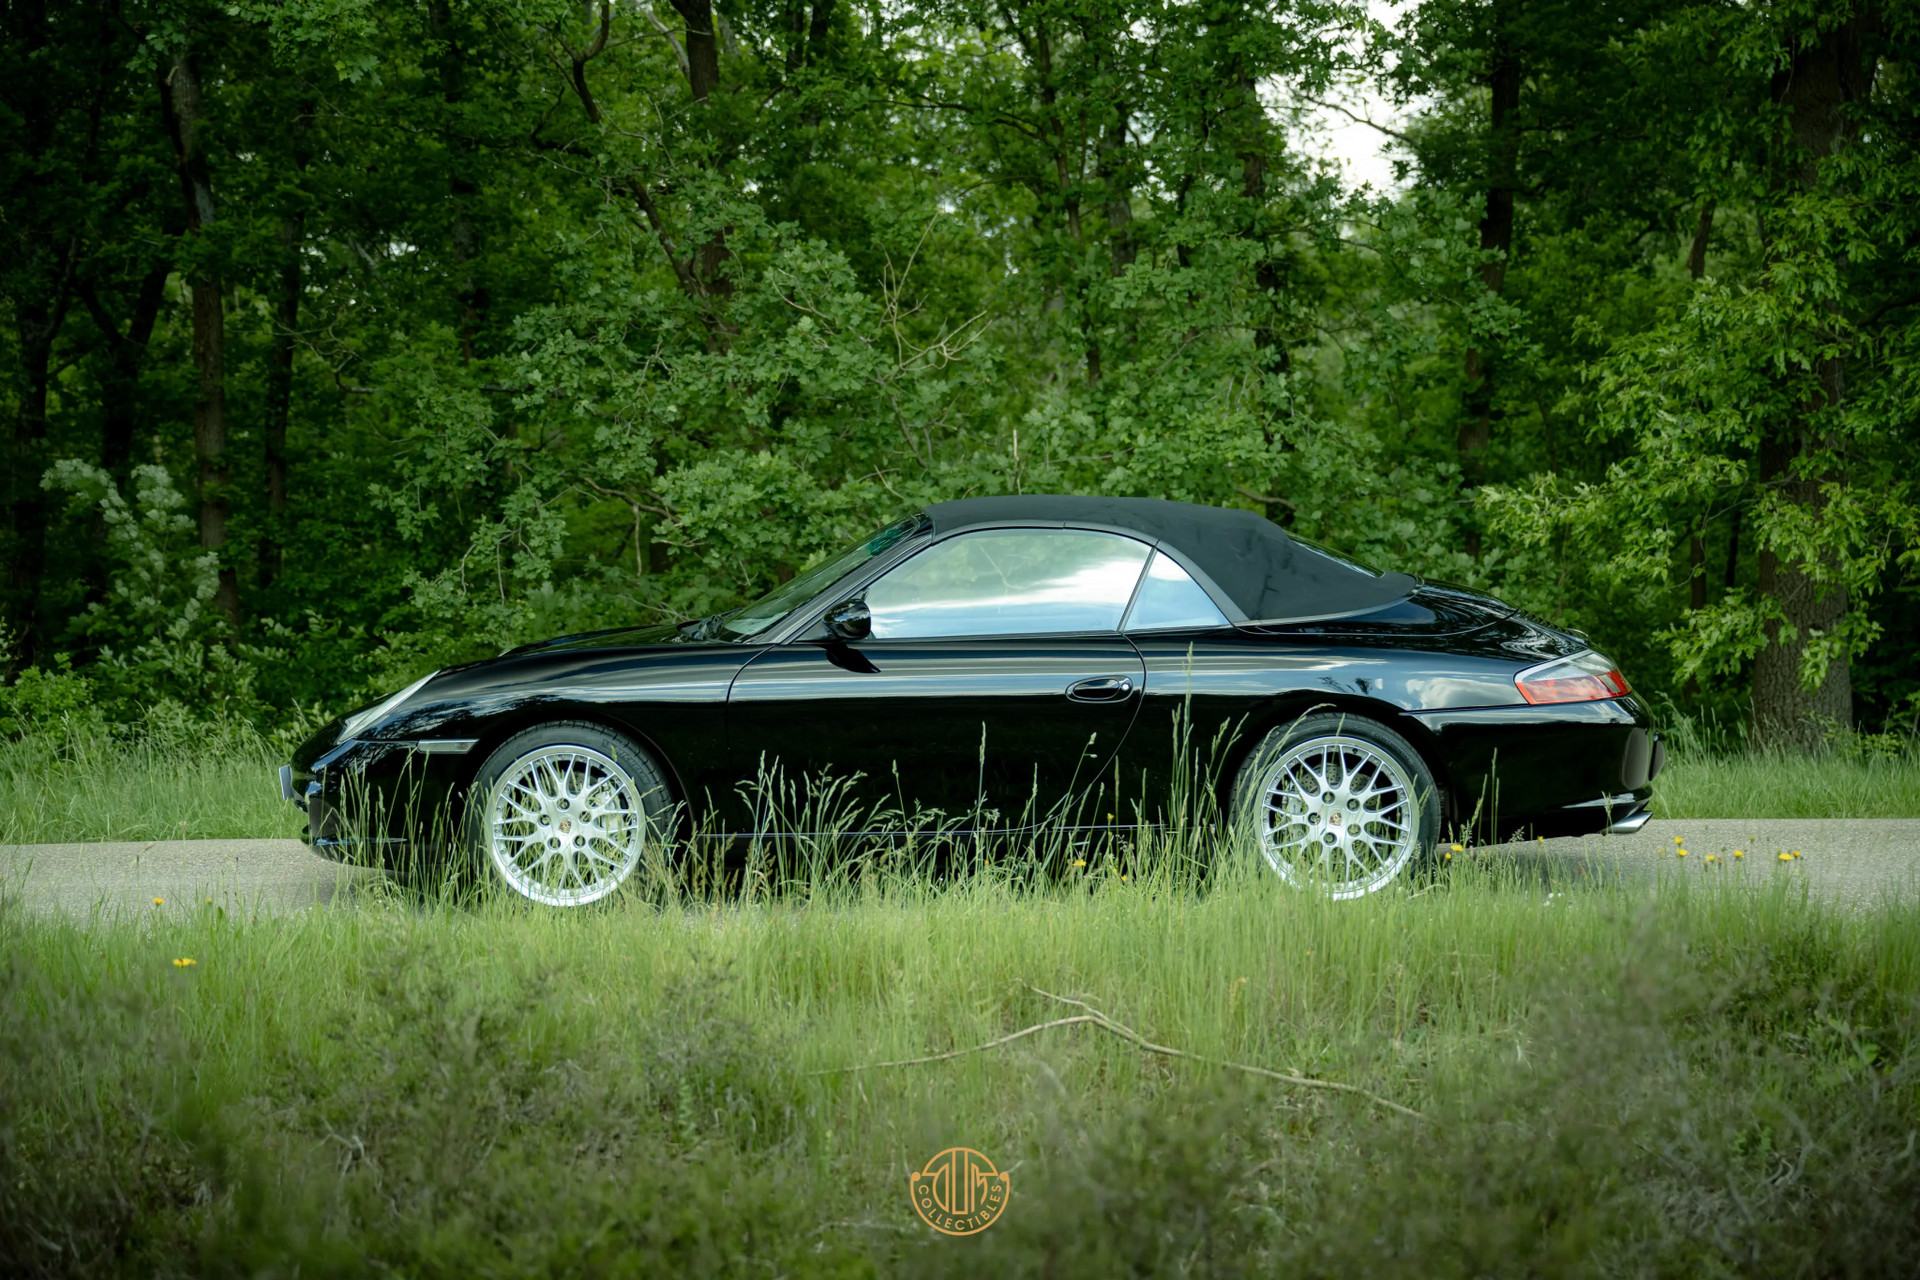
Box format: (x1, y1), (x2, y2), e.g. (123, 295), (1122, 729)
(301, 628), (757, 749)
(501, 622), (710, 654)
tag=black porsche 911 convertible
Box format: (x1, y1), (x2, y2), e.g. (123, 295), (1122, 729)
(284, 495), (1662, 905)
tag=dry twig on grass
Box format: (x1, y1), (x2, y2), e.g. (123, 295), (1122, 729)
(808, 981), (1423, 1120)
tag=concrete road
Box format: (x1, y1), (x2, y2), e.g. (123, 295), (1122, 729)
(0, 838), (378, 919)
(1479, 818), (1920, 905)
(2, 819), (1917, 918)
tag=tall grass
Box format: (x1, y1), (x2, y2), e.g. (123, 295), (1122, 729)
(4, 853), (1919, 1277)
(1653, 749), (1920, 818)
(1649, 699), (1920, 818)
(0, 718), (1916, 849)
(0, 725), (300, 845)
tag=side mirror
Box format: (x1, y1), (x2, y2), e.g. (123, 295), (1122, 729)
(824, 597), (871, 642)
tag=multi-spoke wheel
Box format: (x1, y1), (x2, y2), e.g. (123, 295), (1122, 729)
(467, 723), (671, 906)
(1231, 713), (1440, 899)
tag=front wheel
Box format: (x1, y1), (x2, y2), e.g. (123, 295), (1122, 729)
(466, 722), (673, 907)
(1230, 712), (1440, 899)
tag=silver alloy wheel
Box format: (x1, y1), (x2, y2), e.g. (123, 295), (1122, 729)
(485, 744), (648, 906)
(1255, 733), (1421, 899)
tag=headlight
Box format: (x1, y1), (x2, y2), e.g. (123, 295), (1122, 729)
(339, 671), (439, 739)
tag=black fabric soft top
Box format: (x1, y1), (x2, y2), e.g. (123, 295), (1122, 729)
(924, 495), (1418, 625)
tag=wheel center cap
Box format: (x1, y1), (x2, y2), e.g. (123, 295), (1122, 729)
(1328, 811), (1342, 827)
(558, 819), (572, 833)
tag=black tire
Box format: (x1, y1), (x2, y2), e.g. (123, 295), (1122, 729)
(464, 721), (675, 907)
(1229, 711), (1441, 898)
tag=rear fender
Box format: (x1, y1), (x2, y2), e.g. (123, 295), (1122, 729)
(1220, 694), (1467, 825)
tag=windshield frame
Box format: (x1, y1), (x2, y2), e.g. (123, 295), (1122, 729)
(717, 513), (932, 642)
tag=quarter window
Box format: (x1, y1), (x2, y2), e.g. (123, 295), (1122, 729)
(865, 529), (1152, 639)
(1122, 552), (1230, 631)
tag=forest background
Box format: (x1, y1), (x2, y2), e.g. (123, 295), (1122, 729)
(4, 0), (1918, 753)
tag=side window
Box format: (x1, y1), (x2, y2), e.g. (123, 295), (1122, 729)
(865, 529), (1152, 639)
(1123, 552), (1229, 631)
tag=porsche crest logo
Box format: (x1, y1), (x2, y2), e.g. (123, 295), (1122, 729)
(910, 1146), (1010, 1235)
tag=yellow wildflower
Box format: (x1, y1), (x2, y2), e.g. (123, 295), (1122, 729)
(1677, 848), (1687, 857)
(1778, 852), (1793, 862)
(1791, 850), (1802, 859)
(1674, 836), (1683, 844)
(151, 897), (164, 906)
(172, 958), (196, 968)
(1450, 843), (1464, 852)
(1733, 850), (1744, 859)
(1704, 853), (1717, 864)
(1072, 858), (1086, 867)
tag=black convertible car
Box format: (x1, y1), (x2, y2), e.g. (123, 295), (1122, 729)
(284, 496), (1661, 905)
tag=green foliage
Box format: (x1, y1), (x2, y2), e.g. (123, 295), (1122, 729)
(41, 463), (274, 722)
(2, 0), (1917, 743)
(0, 651), (97, 740)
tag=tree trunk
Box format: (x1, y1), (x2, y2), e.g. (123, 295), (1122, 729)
(1098, 106), (1134, 277)
(10, 304), (60, 666)
(1753, 432), (1851, 746)
(1686, 200), (1714, 281)
(1683, 196), (1712, 677)
(160, 46), (238, 623)
(805, 0), (834, 66)
(669, 0), (721, 103)
(94, 265), (170, 478)
(663, 0), (735, 321)
(260, 216), (301, 589)
(1459, 33), (1520, 559)
(430, 3), (489, 360)
(1689, 526), (1706, 611)
(1750, 13), (1878, 748)
(1723, 505), (1742, 590)
(260, 98), (313, 590)
(3, 0), (77, 666)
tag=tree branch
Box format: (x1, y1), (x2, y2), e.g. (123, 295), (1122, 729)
(1298, 95), (1413, 145)
(809, 982), (1424, 1120)
(641, 3), (691, 80)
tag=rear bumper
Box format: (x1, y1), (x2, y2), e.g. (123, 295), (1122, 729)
(1406, 696), (1662, 840)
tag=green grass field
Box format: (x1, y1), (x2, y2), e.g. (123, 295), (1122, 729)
(4, 729), (1919, 1276)
(5, 859), (1919, 1276)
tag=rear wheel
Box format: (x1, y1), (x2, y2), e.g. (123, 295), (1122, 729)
(466, 722), (672, 907)
(1230, 712), (1440, 899)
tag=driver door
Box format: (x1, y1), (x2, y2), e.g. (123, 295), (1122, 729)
(725, 528), (1151, 832)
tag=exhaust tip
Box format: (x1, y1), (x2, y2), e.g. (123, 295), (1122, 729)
(1607, 805), (1653, 835)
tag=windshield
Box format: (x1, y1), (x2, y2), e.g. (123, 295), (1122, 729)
(720, 513), (930, 640)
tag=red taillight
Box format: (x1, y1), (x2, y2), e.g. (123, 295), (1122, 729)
(1514, 651), (1632, 705)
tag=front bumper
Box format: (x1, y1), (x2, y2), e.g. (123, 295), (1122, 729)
(285, 729), (481, 863)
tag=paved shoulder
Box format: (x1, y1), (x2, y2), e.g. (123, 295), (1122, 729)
(1485, 818), (1920, 903)
(0, 839), (377, 919)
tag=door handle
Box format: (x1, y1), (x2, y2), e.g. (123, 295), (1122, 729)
(1067, 675), (1135, 703)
